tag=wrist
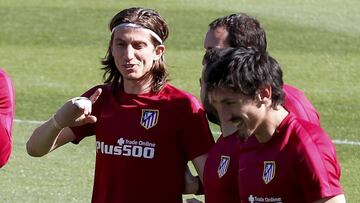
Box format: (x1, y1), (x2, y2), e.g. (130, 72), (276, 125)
(51, 114), (64, 130)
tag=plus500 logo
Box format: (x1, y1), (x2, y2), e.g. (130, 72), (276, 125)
(96, 138), (155, 159)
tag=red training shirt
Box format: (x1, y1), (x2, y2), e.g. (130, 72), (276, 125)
(71, 83), (214, 203)
(0, 68), (15, 168)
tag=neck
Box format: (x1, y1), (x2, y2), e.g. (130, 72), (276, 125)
(123, 77), (153, 94)
(255, 105), (289, 143)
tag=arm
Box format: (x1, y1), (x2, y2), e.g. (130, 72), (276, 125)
(191, 153), (208, 183)
(26, 122), (76, 157)
(184, 155), (207, 203)
(183, 153), (208, 194)
(26, 88), (102, 157)
(183, 165), (201, 194)
(314, 194), (346, 203)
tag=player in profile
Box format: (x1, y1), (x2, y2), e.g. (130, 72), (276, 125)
(203, 13), (320, 126)
(27, 7), (214, 202)
(187, 13), (322, 203)
(204, 47), (345, 202)
(0, 68), (15, 168)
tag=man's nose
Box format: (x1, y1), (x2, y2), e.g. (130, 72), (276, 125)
(123, 45), (135, 60)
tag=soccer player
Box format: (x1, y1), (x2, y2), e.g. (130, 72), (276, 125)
(26, 7), (214, 203)
(204, 47), (345, 203)
(0, 68), (15, 168)
(203, 13), (320, 126)
(194, 13), (321, 203)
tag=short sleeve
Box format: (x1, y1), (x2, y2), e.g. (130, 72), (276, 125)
(180, 95), (214, 160)
(295, 125), (343, 202)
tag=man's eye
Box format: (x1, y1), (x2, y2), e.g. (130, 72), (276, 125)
(133, 43), (146, 49)
(224, 101), (235, 106)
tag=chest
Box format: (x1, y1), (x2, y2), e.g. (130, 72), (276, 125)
(237, 143), (303, 202)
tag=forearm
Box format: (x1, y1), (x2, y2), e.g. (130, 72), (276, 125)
(26, 116), (63, 157)
(27, 89), (101, 157)
(183, 166), (201, 194)
(192, 153), (208, 182)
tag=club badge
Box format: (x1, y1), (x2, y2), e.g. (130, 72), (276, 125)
(263, 161), (276, 184)
(140, 109), (159, 129)
(218, 155), (230, 178)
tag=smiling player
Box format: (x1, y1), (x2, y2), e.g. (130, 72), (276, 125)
(27, 7), (214, 203)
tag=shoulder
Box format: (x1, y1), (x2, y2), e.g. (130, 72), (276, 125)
(283, 84), (320, 125)
(285, 115), (334, 153)
(81, 84), (111, 97)
(285, 114), (325, 138)
(162, 84), (204, 112)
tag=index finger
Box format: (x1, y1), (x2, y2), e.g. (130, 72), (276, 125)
(89, 88), (102, 104)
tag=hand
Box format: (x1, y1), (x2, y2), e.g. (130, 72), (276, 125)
(54, 88), (102, 128)
(185, 198), (203, 203)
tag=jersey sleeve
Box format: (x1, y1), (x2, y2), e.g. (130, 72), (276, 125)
(180, 94), (215, 161)
(295, 123), (343, 202)
(283, 84), (320, 126)
(0, 69), (15, 167)
(70, 85), (105, 144)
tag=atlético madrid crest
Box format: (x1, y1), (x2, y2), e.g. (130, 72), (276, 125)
(140, 109), (159, 129)
(218, 155), (230, 178)
(263, 161), (276, 184)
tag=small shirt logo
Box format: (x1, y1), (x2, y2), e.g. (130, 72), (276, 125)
(218, 155), (230, 178)
(140, 109), (159, 129)
(263, 161), (276, 184)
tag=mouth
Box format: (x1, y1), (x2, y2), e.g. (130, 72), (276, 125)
(231, 118), (250, 138)
(121, 64), (138, 73)
(123, 64), (136, 68)
(231, 117), (243, 128)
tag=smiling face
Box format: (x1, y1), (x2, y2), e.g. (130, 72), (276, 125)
(111, 27), (164, 87)
(209, 87), (267, 139)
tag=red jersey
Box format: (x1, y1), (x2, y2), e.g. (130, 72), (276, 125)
(71, 83), (214, 203)
(0, 69), (15, 168)
(203, 133), (240, 203)
(203, 84), (320, 202)
(283, 84), (320, 126)
(237, 113), (343, 203)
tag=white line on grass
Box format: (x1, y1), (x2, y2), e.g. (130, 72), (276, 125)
(14, 119), (360, 146)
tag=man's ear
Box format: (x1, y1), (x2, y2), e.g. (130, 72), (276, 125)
(154, 45), (165, 60)
(256, 85), (272, 106)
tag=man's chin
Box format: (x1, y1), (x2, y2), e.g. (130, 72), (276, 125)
(221, 125), (238, 137)
(237, 131), (251, 140)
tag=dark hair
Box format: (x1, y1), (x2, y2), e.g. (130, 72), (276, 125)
(204, 47), (284, 108)
(209, 13), (267, 52)
(201, 48), (223, 125)
(202, 48), (223, 66)
(101, 7), (169, 93)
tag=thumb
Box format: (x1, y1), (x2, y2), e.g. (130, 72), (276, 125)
(74, 115), (97, 126)
(84, 115), (97, 124)
(89, 88), (102, 104)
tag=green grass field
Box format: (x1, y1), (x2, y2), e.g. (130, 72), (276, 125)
(0, 0), (359, 202)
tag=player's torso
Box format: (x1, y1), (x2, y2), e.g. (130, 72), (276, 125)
(91, 85), (188, 203)
(237, 115), (305, 203)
